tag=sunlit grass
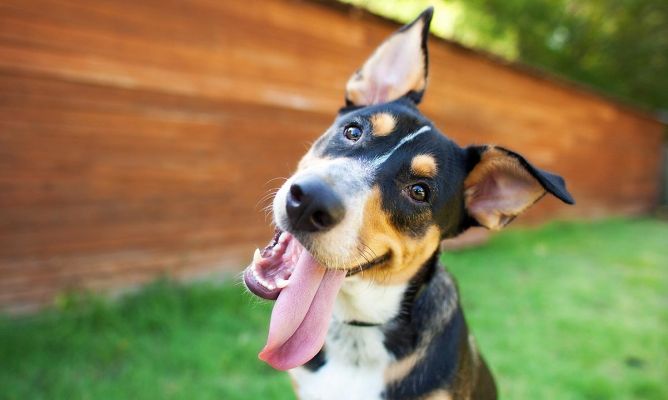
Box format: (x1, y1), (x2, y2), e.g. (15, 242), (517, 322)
(1, 218), (666, 399)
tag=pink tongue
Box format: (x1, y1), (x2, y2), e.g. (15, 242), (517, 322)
(259, 250), (346, 370)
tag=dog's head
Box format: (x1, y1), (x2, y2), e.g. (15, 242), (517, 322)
(272, 8), (573, 282)
(244, 8), (573, 370)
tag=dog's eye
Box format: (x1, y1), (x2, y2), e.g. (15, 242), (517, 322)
(408, 184), (429, 202)
(343, 125), (363, 142)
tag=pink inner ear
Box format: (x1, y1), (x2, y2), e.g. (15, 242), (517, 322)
(466, 166), (546, 230)
(345, 18), (427, 106)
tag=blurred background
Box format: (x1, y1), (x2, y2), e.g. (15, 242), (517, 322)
(0, 0), (666, 399)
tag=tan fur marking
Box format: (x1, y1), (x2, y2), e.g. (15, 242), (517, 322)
(464, 147), (545, 230)
(410, 154), (438, 178)
(356, 187), (440, 285)
(422, 390), (454, 400)
(385, 350), (427, 384)
(371, 113), (397, 136)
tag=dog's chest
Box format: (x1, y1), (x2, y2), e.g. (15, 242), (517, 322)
(290, 280), (407, 400)
(290, 325), (392, 400)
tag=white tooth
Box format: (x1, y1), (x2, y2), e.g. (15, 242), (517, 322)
(279, 233), (288, 244)
(267, 284), (276, 291)
(275, 278), (289, 289)
(253, 248), (262, 263)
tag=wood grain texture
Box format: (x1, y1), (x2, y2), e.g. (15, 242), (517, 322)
(0, 0), (663, 312)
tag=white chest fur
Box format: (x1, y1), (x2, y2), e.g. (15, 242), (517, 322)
(290, 278), (407, 400)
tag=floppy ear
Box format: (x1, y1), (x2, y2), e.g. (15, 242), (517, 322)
(345, 7), (433, 107)
(463, 146), (574, 230)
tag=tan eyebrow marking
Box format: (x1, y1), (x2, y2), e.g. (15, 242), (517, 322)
(411, 154), (438, 178)
(370, 113), (396, 136)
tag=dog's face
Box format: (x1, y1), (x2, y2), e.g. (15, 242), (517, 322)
(244, 8), (573, 371)
(272, 100), (467, 284)
(270, 9), (573, 284)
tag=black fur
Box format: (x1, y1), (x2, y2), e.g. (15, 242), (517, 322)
(382, 253), (438, 360)
(385, 307), (466, 399)
(303, 347), (327, 372)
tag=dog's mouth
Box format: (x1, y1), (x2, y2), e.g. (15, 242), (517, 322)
(244, 230), (299, 300)
(243, 228), (389, 371)
(244, 229), (390, 299)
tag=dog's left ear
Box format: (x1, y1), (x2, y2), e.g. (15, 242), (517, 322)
(463, 145), (575, 230)
(345, 7), (433, 107)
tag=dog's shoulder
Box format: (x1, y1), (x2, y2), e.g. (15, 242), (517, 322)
(384, 266), (476, 399)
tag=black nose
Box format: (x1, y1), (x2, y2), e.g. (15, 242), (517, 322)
(286, 177), (345, 232)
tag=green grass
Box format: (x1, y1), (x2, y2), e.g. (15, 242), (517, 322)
(1, 218), (666, 399)
(444, 219), (668, 399)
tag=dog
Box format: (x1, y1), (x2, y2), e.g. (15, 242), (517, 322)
(243, 7), (574, 400)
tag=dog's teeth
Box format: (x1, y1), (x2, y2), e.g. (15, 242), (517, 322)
(275, 278), (289, 289)
(258, 277), (271, 289)
(253, 248), (262, 263)
(278, 233), (288, 244)
(266, 284), (276, 291)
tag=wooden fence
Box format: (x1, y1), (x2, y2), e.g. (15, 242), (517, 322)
(0, 0), (664, 312)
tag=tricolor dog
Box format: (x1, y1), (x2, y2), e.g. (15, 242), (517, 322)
(243, 8), (573, 400)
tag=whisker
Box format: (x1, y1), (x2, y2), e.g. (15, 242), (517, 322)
(264, 177), (288, 186)
(360, 242), (379, 260)
(356, 244), (371, 264)
(255, 189), (280, 211)
(262, 207), (277, 224)
(257, 188), (280, 203)
(258, 188), (279, 201)
(359, 244), (376, 269)
(259, 196), (277, 212)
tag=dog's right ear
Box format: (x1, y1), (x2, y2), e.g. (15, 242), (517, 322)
(345, 7), (433, 107)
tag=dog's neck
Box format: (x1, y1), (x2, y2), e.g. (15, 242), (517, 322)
(333, 252), (439, 326)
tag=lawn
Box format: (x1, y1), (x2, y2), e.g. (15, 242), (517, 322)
(1, 219), (666, 399)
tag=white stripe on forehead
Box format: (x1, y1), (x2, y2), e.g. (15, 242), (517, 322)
(369, 125), (431, 169)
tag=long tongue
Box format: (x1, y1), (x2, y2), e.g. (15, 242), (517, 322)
(259, 251), (346, 370)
